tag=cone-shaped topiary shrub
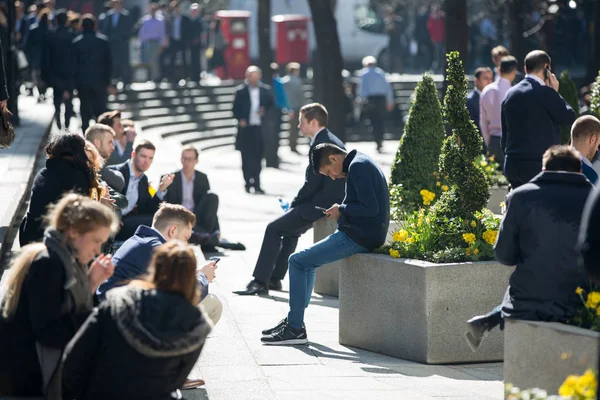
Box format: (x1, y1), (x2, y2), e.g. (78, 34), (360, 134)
(433, 52), (490, 219)
(389, 74), (445, 210)
(558, 70), (579, 144)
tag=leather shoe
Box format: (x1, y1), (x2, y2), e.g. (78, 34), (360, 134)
(254, 187), (266, 195)
(268, 280), (283, 291)
(233, 280), (268, 296)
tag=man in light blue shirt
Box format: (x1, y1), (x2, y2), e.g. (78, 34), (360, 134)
(357, 56), (394, 153)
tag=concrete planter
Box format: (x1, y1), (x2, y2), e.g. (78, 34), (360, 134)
(312, 219), (399, 297)
(487, 186), (509, 215)
(339, 254), (513, 364)
(504, 319), (600, 394)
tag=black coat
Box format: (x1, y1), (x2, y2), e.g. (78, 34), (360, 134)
(99, 9), (133, 47)
(291, 129), (347, 221)
(466, 90), (480, 134)
(109, 161), (162, 215)
(232, 83), (274, 125)
(63, 287), (211, 400)
(41, 25), (75, 89)
(186, 17), (205, 48)
(0, 247), (90, 397)
(165, 170), (210, 206)
(19, 157), (91, 246)
(578, 185), (600, 282)
(24, 21), (49, 70)
(495, 171), (593, 322)
(71, 30), (111, 89)
(0, 36), (7, 101)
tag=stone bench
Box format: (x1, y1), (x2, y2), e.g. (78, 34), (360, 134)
(488, 186), (509, 215)
(338, 254), (514, 364)
(312, 218), (399, 297)
(504, 319), (600, 394)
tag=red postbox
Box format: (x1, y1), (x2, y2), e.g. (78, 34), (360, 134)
(272, 15), (310, 66)
(214, 10), (251, 80)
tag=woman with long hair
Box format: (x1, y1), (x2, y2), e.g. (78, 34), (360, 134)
(0, 193), (117, 398)
(63, 241), (212, 399)
(19, 133), (97, 246)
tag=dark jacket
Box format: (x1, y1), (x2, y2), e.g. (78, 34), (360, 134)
(109, 161), (162, 215)
(187, 17), (205, 48)
(100, 166), (126, 193)
(71, 30), (111, 89)
(165, 170), (210, 206)
(466, 90), (481, 134)
(96, 225), (209, 301)
(495, 171), (593, 322)
(291, 129), (347, 221)
(337, 150), (390, 251)
(232, 83), (274, 125)
(41, 25), (75, 89)
(0, 35), (7, 101)
(501, 77), (576, 162)
(63, 287), (211, 400)
(105, 140), (133, 166)
(579, 184), (600, 282)
(19, 157), (91, 246)
(582, 161), (598, 185)
(0, 247), (91, 397)
(24, 20), (49, 69)
(99, 9), (132, 48)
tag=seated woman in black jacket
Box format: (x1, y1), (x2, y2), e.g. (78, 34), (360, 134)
(63, 241), (212, 400)
(0, 193), (117, 397)
(19, 133), (99, 246)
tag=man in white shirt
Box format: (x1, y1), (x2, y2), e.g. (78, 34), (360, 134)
(232, 66), (275, 194)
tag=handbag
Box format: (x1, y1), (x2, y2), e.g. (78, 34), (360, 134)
(205, 47), (214, 59)
(0, 106), (15, 149)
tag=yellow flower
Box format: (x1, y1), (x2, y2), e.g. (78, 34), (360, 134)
(575, 369), (597, 398)
(500, 202), (506, 208)
(559, 375), (579, 397)
(462, 233), (476, 244)
(586, 292), (600, 309)
(465, 248), (471, 256)
(436, 181), (441, 187)
(470, 220), (476, 228)
(576, 287), (584, 295)
(389, 249), (400, 258)
(441, 185), (449, 192)
(410, 223), (416, 229)
(480, 161), (488, 167)
(486, 166), (493, 172)
(489, 155), (495, 162)
(406, 237), (415, 244)
(473, 248), (479, 255)
(482, 230), (498, 245)
(393, 230), (409, 242)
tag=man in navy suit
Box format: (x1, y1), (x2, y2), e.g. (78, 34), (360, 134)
(501, 50), (577, 188)
(466, 67), (493, 149)
(232, 66), (275, 194)
(99, 0), (133, 85)
(234, 103), (346, 296)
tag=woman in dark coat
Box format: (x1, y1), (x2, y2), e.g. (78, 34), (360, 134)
(19, 133), (97, 246)
(63, 241), (212, 400)
(209, 19), (228, 77)
(0, 194), (117, 398)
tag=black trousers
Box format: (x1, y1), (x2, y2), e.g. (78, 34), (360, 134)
(487, 136), (504, 164)
(52, 85), (73, 129)
(503, 158), (542, 189)
(193, 192), (220, 234)
(238, 126), (264, 189)
(78, 85), (107, 133)
(164, 39), (187, 80)
(110, 45), (131, 85)
(116, 214), (154, 241)
(252, 207), (313, 284)
(190, 45), (202, 81)
(365, 95), (387, 148)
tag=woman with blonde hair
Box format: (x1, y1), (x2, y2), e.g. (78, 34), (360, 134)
(63, 241), (212, 399)
(0, 193), (118, 398)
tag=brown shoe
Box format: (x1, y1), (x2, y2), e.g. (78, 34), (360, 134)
(182, 378), (205, 390)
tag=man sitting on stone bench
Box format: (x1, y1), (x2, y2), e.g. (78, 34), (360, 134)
(465, 145), (593, 350)
(261, 143), (389, 345)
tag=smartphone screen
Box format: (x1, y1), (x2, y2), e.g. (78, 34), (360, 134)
(209, 257), (221, 265)
(315, 206), (327, 212)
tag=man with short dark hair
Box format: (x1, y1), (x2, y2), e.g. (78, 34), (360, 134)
(465, 145), (593, 350)
(100, 110), (131, 166)
(261, 142), (389, 345)
(491, 45), (510, 75)
(501, 50), (577, 188)
(235, 103), (346, 296)
(467, 67), (493, 142)
(84, 123), (127, 192)
(480, 56), (518, 161)
(99, 0), (132, 86)
(571, 115), (600, 184)
(109, 139), (175, 240)
(72, 14), (111, 132)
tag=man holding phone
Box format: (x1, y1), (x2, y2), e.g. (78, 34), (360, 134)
(234, 103), (346, 296)
(501, 50), (577, 188)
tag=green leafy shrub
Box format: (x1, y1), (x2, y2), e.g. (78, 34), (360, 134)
(433, 52), (490, 219)
(389, 74), (445, 211)
(558, 70), (580, 144)
(590, 71), (600, 118)
(475, 154), (508, 187)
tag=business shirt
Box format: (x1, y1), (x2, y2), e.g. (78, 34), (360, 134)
(309, 129), (324, 146)
(172, 15), (182, 41)
(123, 161), (166, 215)
(525, 74), (545, 86)
(112, 12), (120, 28)
(138, 15), (166, 44)
(480, 76), (512, 145)
(181, 173), (195, 211)
(358, 67), (393, 106)
(249, 85), (261, 126)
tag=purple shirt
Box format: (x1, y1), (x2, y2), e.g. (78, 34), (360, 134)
(479, 77), (512, 145)
(138, 15), (166, 45)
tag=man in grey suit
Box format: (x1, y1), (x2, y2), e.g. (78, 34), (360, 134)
(282, 62), (306, 153)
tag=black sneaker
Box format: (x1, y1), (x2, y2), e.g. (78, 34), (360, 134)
(262, 317), (287, 336)
(261, 323), (308, 345)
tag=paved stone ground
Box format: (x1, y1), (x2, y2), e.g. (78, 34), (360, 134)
(141, 135), (504, 400)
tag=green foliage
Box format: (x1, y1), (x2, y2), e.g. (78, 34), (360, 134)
(390, 74), (445, 211)
(433, 52), (490, 219)
(590, 71), (600, 118)
(475, 154), (508, 187)
(558, 70), (580, 144)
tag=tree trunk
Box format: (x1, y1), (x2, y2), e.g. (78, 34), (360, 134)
(257, 0), (272, 82)
(508, 0), (526, 68)
(587, 1), (600, 83)
(444, 0), (469, 66)
(308, 0), (346, 141)
(6, 0), (18, 125)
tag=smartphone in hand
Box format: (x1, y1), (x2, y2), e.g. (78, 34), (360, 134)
(209, 257), (221, 265)
(315, 206), (327, 212)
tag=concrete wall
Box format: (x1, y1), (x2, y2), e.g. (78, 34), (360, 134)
(488, 186), (508, 215)
(504, 320), (600, 394)
(339, 254), (514, 364)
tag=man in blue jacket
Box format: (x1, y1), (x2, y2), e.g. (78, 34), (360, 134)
(261, 143), (390, 345)
(96, 203), (221, 325)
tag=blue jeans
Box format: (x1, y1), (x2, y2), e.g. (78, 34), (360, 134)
(287, 230), (368, 329)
